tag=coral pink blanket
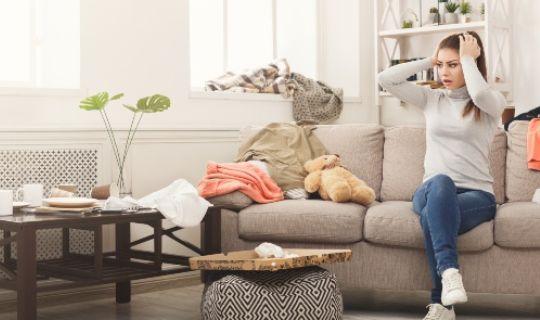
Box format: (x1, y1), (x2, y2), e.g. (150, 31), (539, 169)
(197, 161), (283, 203)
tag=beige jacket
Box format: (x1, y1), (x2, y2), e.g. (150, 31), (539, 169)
(235, 122), (327, 192)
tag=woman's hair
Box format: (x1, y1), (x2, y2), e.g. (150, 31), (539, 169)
(437, 31), (487, 121)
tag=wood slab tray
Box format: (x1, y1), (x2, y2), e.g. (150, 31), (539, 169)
(189, 248), (352, 272)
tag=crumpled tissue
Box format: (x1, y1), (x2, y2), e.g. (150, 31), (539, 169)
(104, 179), (212, 228)
(254, 242), (299, 259)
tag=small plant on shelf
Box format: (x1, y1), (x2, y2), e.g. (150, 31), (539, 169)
(459, 1), (472, 23)
(444, 1), (460, 24)
(445, 1), (460, 13)
(479, 3), (485, 20)
(429, 7), (440, 25)
(401, 8), (418, 29)
(402, 20), (413, 28)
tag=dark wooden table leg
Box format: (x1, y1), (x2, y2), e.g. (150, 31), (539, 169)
(17, 226), (37, 320)
(62, 228), (70, 258)
(153, 219), (162, 270)
(94, 226), (103, 278)
(3, 230), (12, 263)
(200, 206), (222, 284)
(115, 223), (131, 304)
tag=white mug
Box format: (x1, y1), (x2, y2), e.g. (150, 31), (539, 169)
(16, 184), (43, 207)
(0, 190), (13, 216)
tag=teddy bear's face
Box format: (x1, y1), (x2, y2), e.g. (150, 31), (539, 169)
(304, 154), (341, 172)
(323, 154), (341, 169)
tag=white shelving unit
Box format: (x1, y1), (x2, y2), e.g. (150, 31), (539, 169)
(374, 0), (513, 106)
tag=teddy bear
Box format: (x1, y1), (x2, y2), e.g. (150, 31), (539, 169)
(304, 154), (375, 206)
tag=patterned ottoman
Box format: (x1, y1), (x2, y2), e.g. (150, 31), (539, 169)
(201, 266), (343, 320)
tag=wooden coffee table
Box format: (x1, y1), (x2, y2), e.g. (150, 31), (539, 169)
(0, 206), (222, 320)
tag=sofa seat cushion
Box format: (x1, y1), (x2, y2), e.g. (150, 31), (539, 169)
(238, 200), (367, 244)
(495, 202), (540, 248)
(364, 201), (494, 252)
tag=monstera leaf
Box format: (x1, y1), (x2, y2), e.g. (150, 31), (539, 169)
(79, 92), (110, 111)
(110, 93), (124, 101)
(79, 92), (125, 111)
(122, 94), (171, 113)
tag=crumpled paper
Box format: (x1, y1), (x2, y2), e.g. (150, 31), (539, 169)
(254, 242), (299, 259)
(533, 188), (540, 204)
(104, 179), (212, 228)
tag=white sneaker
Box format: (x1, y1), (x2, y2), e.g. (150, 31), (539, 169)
(423, 304), (455, 320)
(441, 268), (468, 306)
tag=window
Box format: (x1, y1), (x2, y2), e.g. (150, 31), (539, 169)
(189, 0), (317, 90)
(0, 0), (80, 89)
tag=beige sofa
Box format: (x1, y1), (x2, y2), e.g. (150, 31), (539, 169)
(216, 121), (540, 297)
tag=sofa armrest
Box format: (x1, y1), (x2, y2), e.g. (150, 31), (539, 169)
(206, 191), (253, 211)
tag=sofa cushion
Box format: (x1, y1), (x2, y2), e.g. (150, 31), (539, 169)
(207, 191), (253, 211)
(381, 127), (507, 204)
(506, 120), (540, 202)
(239, 124), (385, 200)
(363, 201), (494, 252)
(238, 200), (367, 244)
(312, 124), (384, 201)
(495, 202), (540, 248)
(380, 127), (425, 202)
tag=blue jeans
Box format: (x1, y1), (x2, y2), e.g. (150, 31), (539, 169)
(412, 174), (496, 304)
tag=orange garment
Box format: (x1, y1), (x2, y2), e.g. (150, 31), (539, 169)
(197, 161), (284, 203)
(527, 118), (540, 170)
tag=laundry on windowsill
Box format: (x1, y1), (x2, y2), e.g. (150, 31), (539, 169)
(205, 58), (344, 124)
(197, 161), (284, 204)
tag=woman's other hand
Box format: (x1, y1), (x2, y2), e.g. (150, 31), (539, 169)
(459, 33), (481, 60)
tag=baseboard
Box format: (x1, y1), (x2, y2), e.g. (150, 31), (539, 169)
(0, 271), (201, 313)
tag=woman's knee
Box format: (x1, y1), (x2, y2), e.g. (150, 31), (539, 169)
(427, 174), (456, 194)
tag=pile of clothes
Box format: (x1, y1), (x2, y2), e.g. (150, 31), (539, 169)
(197, 122), (327, 204)
(205, 59), (343, 124)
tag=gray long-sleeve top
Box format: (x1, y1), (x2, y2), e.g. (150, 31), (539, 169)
(377, 56), (506, 195)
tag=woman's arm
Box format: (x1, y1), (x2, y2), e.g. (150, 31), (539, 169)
(461, 56), (506, 118)
(377, 57), (435, 110)
(459, 33), (506, 118)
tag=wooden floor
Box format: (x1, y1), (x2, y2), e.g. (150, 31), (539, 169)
(0, 283), (538, 320)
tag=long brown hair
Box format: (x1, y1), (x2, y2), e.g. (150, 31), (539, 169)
(437, 31), (487, 121)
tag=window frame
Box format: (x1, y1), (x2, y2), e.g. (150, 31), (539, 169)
(188, 0), (327, 101)
(0, 0), (81, 95)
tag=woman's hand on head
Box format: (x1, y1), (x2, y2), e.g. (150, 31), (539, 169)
(459, 33), (481, 60)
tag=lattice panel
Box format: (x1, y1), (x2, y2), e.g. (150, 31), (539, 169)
(0, 148), (99, 279)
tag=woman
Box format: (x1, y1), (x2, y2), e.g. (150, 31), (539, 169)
(377, 31), (506, 320)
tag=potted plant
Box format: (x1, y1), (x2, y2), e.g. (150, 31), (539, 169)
(444, 1), (460, 24)
(79, 92), (171, 197)
(401, 8), (418, 29)
(479, 2), (485, 20)
(459, 1), (472, 23)
(429, 7), (440, 25)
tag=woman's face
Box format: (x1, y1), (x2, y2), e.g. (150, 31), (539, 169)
(436, 48), (465, 90)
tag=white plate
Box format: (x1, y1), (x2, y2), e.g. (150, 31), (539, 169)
(42, 197), (98, 208)
(13, 201), (30, 208)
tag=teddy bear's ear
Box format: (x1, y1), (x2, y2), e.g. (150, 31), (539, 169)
(304, 157), (324, 172)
